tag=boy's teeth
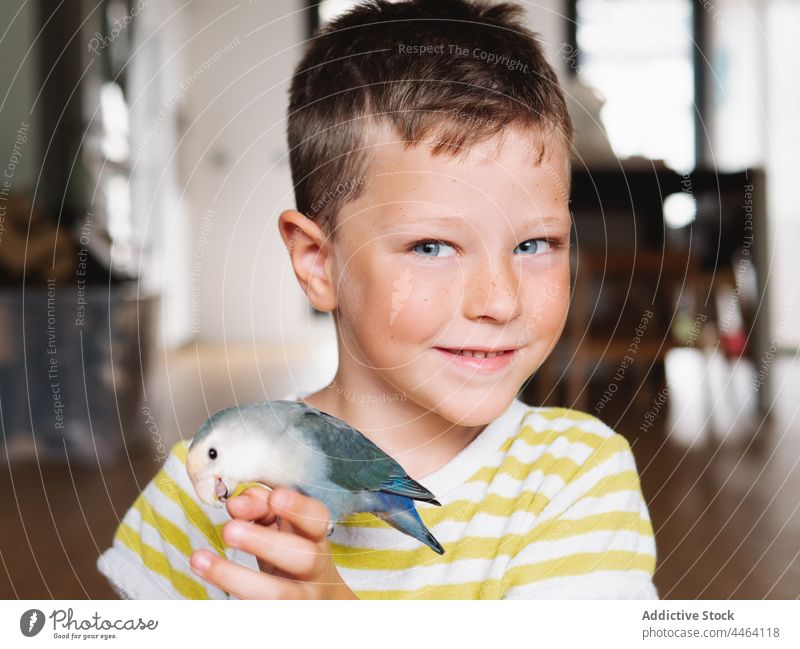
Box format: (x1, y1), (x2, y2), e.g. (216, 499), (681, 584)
(453, 349), (504, 358)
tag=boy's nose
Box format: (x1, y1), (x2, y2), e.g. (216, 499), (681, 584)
(462, 258), (523, 323)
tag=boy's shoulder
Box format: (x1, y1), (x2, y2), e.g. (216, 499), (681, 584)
(505, 399), (639, 481)
(512, 400), (630, 448)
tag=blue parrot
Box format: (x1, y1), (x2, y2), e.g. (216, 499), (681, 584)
(186, 400), (445, 554)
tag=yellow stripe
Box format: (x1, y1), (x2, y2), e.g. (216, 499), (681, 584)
(467, 452), (579, 485)
(113, 522), (210, 599)
(531, 407), (601, 423)
(171, 440), (190, 463)
(585, 469), (642, 497)
(510, 422), (609, 451)
(133, 495), (194, 558)
(503, 550), (656, 590)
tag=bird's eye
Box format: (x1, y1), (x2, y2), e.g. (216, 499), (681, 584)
(208, 447), (217, 460)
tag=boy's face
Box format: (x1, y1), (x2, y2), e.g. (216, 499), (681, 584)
(321, 123), (572, 426)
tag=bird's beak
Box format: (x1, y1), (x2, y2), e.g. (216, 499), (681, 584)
(188, 472), (228, 508)
(215, 476), (231, 503)
(186, 449), (228, 508)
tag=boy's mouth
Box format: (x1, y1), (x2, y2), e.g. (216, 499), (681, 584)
(435, 347), (514, 358)
(433, 347), (518, 371)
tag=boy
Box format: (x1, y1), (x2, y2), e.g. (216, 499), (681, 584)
(97, 0), (658, 599)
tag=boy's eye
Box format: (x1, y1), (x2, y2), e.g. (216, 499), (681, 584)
(515, 239), (552, 255)
(410, 238), (553, 258)
(411, 240), (457, 258)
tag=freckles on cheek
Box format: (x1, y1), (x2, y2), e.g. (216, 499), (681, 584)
(385, 269), (450, 336)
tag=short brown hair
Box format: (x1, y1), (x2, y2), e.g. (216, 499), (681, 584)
(287, 0), (574, 238)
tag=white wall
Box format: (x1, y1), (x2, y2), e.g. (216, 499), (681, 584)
(176, 0), (329, 345)
(766, 0), (800, 350)
(129, 0), (193, 348)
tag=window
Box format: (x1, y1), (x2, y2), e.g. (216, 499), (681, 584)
(573, 0), (696, 171)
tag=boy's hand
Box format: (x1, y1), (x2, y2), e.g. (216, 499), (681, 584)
(190, 487), (358, 599)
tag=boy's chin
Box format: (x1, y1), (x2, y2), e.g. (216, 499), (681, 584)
(420, 387), (517, 427)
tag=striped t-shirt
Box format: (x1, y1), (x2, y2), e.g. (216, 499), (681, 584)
(96, 394), (659, 599)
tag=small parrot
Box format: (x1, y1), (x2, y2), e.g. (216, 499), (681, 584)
(186, 400), (445, 554)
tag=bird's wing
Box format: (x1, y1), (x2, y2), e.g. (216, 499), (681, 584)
(297, 408), (441, 505)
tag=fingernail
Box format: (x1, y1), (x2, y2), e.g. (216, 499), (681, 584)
(226, 521), (245, 543)
(191, 552), (211, 572)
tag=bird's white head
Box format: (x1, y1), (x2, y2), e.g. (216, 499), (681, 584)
(186, 403), (288, 507)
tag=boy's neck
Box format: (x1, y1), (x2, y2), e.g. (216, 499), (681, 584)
(300, 377), (487, 481)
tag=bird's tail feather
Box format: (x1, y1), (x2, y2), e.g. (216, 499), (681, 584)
(371, 493), (445, 555)
(379, 475), (441, 505)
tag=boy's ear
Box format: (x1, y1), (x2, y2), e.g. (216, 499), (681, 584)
(278, 209), (337, 312)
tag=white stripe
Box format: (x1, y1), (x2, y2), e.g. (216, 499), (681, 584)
(560, 489), (647, 521)
(455, 468), (566, 501)
(97, 543), (179, 599)
(508, 529), (655, 567)
(524, 413), (615, 438)
(340, 556), (508, 590)
(503, 570), (659, 599)
(506, 433), (597, 466)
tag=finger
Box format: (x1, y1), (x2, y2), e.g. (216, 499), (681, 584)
(222, 519), (324, 581)
(190, 549), (303, 600)
(226, 487), (279, 526)
(269, 488), (331, 542)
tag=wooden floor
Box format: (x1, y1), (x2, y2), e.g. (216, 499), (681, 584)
(1, 347), (798, 599)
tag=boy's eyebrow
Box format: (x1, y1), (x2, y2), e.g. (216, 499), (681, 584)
(385, 213), (571, 229)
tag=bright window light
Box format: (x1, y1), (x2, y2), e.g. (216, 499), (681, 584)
(576, 0), (695, 171)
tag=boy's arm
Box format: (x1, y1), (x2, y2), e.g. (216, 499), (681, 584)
(96, 440), (248, 599)
(502, 430), (659, 600)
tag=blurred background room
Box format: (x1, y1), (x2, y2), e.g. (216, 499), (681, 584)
(0, 0), (798, 599)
